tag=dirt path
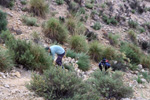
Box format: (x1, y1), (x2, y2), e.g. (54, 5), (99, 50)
(0, 69), (44, 100)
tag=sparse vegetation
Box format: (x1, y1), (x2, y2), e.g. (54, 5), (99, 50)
(0, 47), (14, 71)
(21, 15), (37, 26)
(69, 35), (88, 52)
(0, 10), (7, 32)
(30, 0), (49, 17)
(44, 18), (68, 44)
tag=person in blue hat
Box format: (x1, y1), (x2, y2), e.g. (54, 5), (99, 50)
(99, 58), (111, 71)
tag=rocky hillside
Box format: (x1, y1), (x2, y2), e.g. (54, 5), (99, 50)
(0, 0), (150, 100)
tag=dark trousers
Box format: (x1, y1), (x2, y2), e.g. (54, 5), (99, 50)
(99, 65), (110, 71)
(56, 52), (65, 66)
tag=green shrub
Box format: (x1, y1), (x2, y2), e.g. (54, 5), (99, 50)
(120, 43), (141, 64)
(56, 0), (64, 5)
(66, 18), (76, 35)
(141, 72), (150, 82)
(136, 74), (143, 84)
(102, 15), (118, 25)
(21, 0), (27, 5)
(68, 1), (79, 12)
(128, 30), (137, 43)
(85, 3), (93, 9)
(64, 64), (74, 72)
(92, 22), (101, 30)
(0, 47), (14, 71)
(77, 53), (90, 71)
(0, 0), (15, 8)
(131, 9), (136, 13)
(69, 35), (88, 52)
(129, 64), (138, 71)
(28, 67), (99, 100)
(139, 27), (145, 33)
(140, 55), (150, 69)
(30, 0), (49, 17)
(102, 46), (118, 60)
(88, 41), (103, 62)
(79, 7), (85, 14)
(21, 15), (37, 26)
(108, 33), (119, 46)
(90, 71), (133, 99)
(66, 49), (78, 58)
(101, 3), (106, 8)
(75, 22), (86, 35)
(128, 20), (138, 28)
(44, 18), (68, 44)
(1, 30), (52, 72)
(0, 10), (7, 32)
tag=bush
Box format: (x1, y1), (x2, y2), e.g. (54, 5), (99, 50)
(88, 41), (103, 62)
(44, 18), (68, 44)
(77, 53), (90, 71)
(128, 20), (138, 28)
(27, 67), (99, 100)
(92, 22), (101, 30)
(0, 47), (14, 71)
(68, 1), (79, 12)
(56, 0), (64, 5)
(90, 71), (133, 99)
(69, 35), (88, 52)
(102, 15), (118, 25)
(0, 0), (15, 8)
(21, 0), (27, 5)
(30, 0), (49, 17)
(66, 49), (78, 58)
(140, 55), (150, 69)
(120, 43), (141, 64)
(141, 72), (150, 82)
(102, 46), (118, 60)
(139, 27), (145, 33)
(108, 33), (119, 46)
(1, 30), (52, 72)
(79, 7), (85, 14)
(128, 30), (137, 43)
(85, 3), (93, 9)
(66, 18), (76, 35)
(0, 10), (7, 32)
(21, 15), (37, 26)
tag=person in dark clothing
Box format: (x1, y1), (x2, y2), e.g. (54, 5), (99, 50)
(99, 58), (111, 71)
(45, 45), (65, 68)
